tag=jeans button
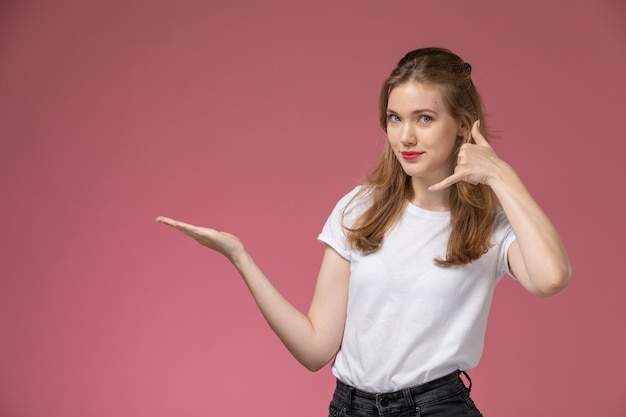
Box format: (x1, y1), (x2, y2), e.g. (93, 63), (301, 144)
(379, 396), (390, 407)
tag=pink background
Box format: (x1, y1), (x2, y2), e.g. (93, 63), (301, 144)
(1, 1), (624, 416)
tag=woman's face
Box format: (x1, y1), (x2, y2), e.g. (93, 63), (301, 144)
(385, 81), (464, 187)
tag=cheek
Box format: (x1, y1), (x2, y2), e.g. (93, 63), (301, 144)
(386, 129), (400, 145)
(441, 127), (460, 150)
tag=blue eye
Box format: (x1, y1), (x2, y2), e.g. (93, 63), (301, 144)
(387, 114), (401, 122)
(419, 115), (432, 123)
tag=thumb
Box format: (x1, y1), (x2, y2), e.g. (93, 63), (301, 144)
(471, 120), (490, 146)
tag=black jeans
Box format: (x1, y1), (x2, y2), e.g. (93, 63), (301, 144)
(328, 370), (482, 417)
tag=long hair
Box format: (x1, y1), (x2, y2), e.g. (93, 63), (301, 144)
(344, 47), (497, 266)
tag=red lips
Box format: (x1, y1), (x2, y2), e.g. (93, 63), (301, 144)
(401, 151), (423, 160)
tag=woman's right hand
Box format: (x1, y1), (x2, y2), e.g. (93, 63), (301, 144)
(156, 215), (351, 371)
(156, 216), (246, 263)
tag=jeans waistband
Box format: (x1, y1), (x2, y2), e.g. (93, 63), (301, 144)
(333, 370), (472, 413)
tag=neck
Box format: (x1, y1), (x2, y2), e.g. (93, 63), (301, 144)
(409, 177), (450, 211)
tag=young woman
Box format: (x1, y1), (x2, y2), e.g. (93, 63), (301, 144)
(156, 47), (571, 417)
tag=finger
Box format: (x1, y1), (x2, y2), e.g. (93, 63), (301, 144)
(471, 121), (490, 147)
(428, 172), (463, 191)
(155, 216), (197, 232)
(156, 216), (189, 228)
(471, 120), (490, 147)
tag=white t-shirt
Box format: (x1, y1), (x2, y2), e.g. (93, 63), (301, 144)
(318, 186), (517, 393)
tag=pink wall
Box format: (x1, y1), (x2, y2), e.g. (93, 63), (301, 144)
(1, 1), (624, 416)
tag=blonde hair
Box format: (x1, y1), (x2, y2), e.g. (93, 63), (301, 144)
(345, 47), (497, 266)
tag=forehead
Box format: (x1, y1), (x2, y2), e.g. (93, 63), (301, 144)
(387, 81), (445, 112)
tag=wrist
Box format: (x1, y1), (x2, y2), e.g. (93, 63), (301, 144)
(230, 248), (252, 270)
(486, 159), (517, 190)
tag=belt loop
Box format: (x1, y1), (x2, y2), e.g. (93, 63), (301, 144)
(460, 370), (473, 392)
(402, 387), (416, 411)
(344, 384), (354, 415)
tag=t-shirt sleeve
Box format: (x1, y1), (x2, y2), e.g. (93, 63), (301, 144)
(494, 207), (518, 280)
(317, 186), (364, 261)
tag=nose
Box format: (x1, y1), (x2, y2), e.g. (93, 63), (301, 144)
(400, 123), (417, 147)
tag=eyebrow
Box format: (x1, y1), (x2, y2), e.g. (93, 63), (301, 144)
(386, 108), (438, 115)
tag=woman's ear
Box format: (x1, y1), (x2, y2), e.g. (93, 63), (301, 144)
(457, 120), (469, 136)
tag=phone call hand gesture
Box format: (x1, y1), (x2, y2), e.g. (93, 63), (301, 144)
(429, 120), (505, 191)
(156, 216), (246, 263)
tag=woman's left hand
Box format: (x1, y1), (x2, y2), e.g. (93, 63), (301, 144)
(429, 120), (571, 296)
(428, 120), (504, 191)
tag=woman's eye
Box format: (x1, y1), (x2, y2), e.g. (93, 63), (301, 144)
(419, 115), (432, 123)
(387, 114), (400, 122)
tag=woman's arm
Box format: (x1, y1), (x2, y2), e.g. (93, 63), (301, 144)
(428, 121), (572, 296)
(485, 165), (571, 296)
(155, 217), (350, 370)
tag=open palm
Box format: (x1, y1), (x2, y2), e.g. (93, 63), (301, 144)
(155, 216), (245, 262)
